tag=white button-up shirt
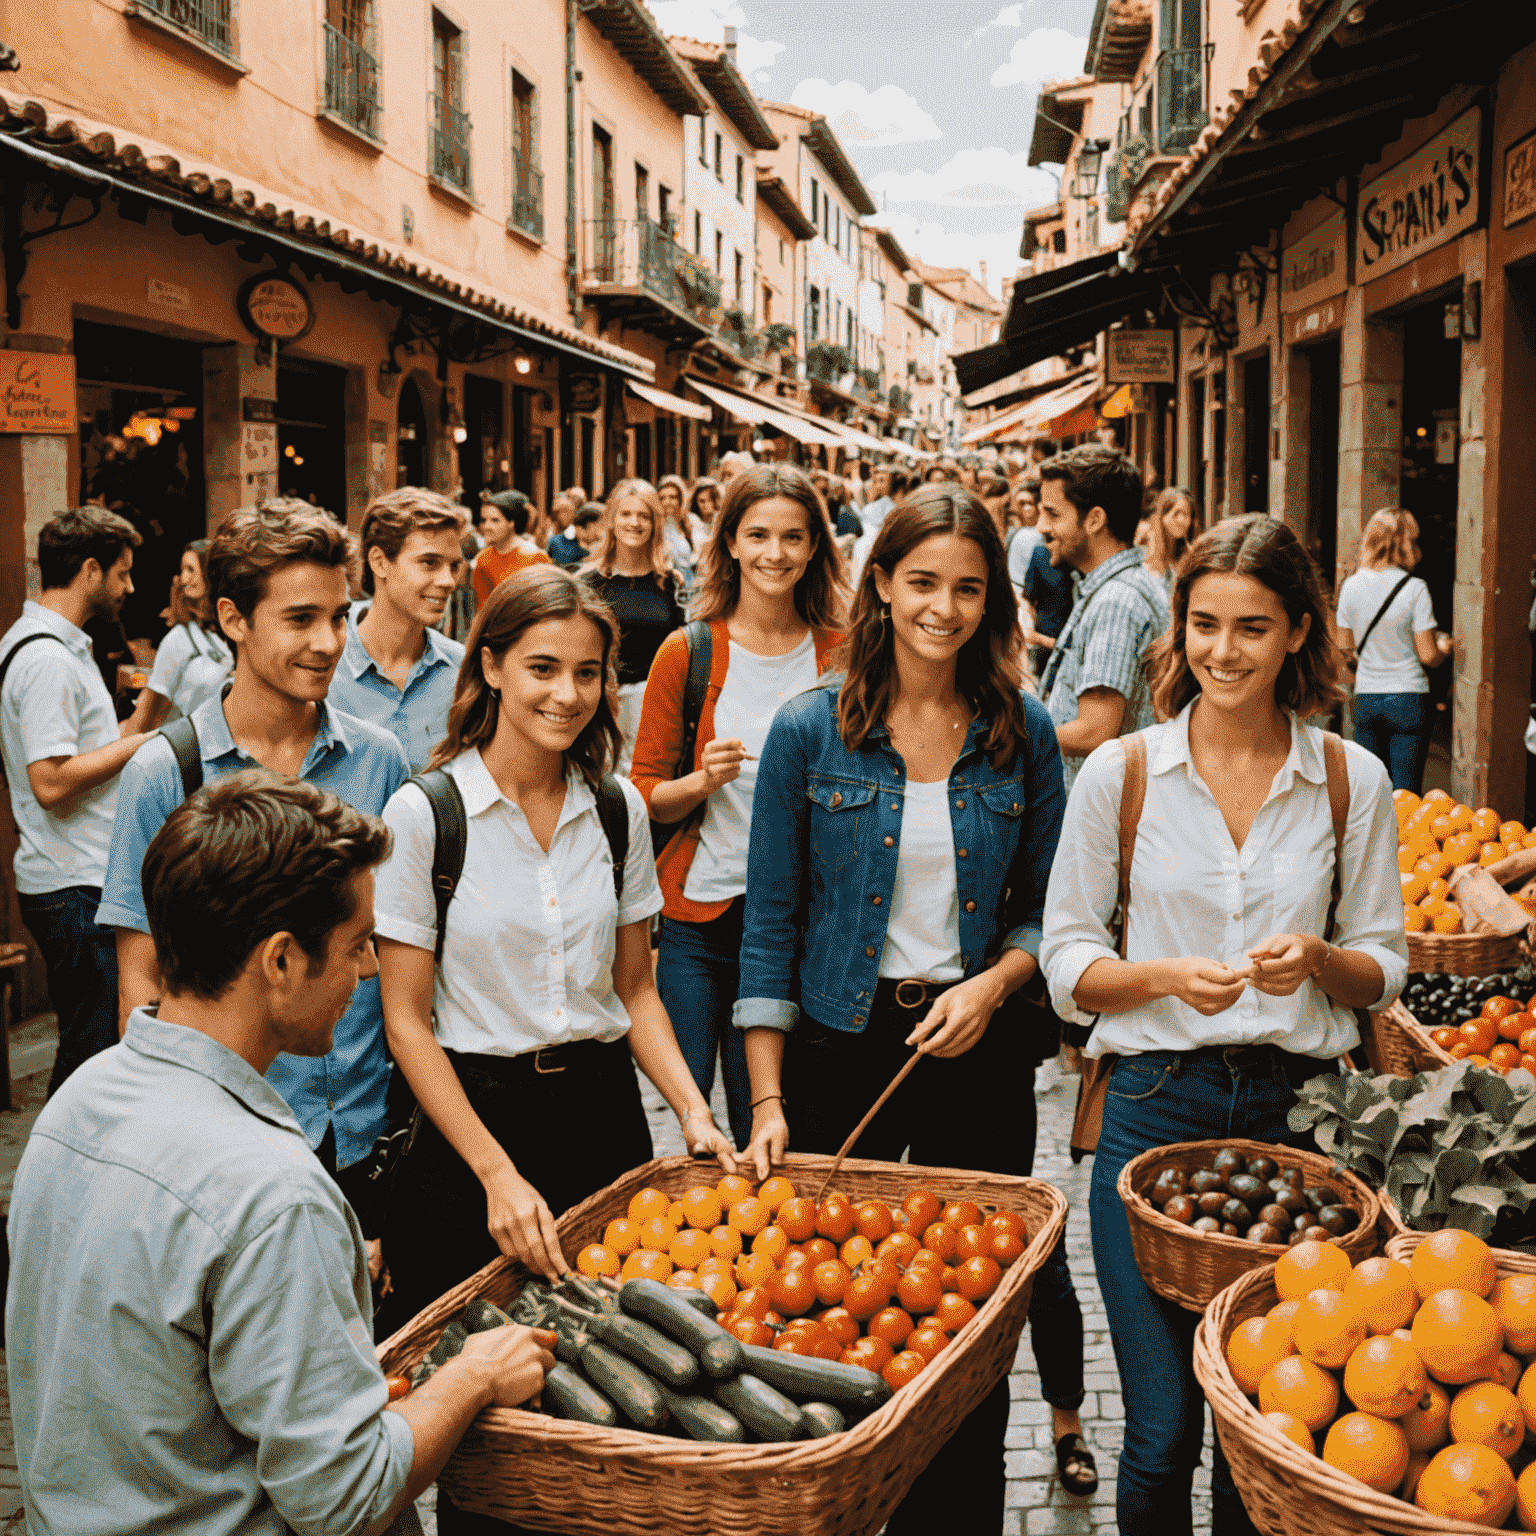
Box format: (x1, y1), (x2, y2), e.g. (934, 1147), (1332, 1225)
(1040, 705), (1408, 1060)
(0, 601), (123, 894)
(373, 749), (664, 1056)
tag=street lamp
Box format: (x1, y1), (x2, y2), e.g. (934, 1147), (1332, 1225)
(1073, 139), (1110, 200)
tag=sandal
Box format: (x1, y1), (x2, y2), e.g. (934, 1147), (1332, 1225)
(1055, 1432), (1099, 1497)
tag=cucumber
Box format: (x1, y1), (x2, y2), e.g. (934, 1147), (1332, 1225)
(797, 1402), (846, 1438)
(544, 1362), (619, 1428)
(461, 1298), (512, 1333)
(579, 1339), (668, 1430)
(738, 1344), (892, 1414)
(619, 1278), (745, 1379)
(655, 1382), (746, 1442)
(712, 1373), (804, 1442)
(588, 1312), (699, 1390)
(670, 1288), (719, 1319)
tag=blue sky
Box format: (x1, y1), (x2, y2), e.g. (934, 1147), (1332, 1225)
(646, 0), (1097, 294)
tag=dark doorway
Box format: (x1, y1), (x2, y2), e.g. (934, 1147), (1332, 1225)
(397, 378), (428, 487)
(580, 417), (595, 494)
(632, 422), (652, 481)
(1243, 352), (1270, 514)
(277, 357), (348, 517)
(512, 386), (536, 497)
(1304, 336), (1340, 589)
(1187, 376), (1206, 524)
(458, 373), (503, 507)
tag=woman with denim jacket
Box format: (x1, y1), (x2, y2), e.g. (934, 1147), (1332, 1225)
(735, 485), (1095, 1525)
(1040, 517), (1407, 1536)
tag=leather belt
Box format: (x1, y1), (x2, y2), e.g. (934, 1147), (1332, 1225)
(873, 977), (958, 1012)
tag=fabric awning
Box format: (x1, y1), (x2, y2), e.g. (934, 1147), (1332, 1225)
(960, 373), (1102, 445)
(627, 381), (712, 421)
(1099, 383), (1134, 419)
(687, 377), (775, 425)
(686, 378), (845, 448)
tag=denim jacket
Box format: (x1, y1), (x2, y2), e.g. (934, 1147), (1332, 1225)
(733, 679), (1065, 1035)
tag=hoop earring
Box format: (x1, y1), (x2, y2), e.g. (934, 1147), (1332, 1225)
(879, 603), (890, 639)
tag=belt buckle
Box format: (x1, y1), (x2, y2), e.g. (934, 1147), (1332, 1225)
(533, 1047), (566, 1074)
(894, 979), (928, 1009)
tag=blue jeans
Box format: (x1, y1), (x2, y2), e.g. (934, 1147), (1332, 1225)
(16, 885), (120, 1097)
(1353, 691), (1431, 794)
(1089, 1046), (1328, 1536)
(656, 900), (753, 1150)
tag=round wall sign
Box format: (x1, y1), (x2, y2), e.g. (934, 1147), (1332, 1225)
(237, 273), (316, 343)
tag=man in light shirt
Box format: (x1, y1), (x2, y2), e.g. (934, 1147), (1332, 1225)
(0, 509), (154, 1093)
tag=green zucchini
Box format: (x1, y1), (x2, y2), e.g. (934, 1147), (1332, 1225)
(587, 1312), (699, 1390)
(579, 1339), (668, 1430)
(410, 1319), (469, 1386)
(798, 1402), (846, 1438)
(461, 1298), (512, 1333)
(544, 1362), (618, 1428)
(738, 1343), (892, 1414)
(655, 1382), (746, 1442)
(619, 1278), (744, 1379)
(712, 1373), (804, 1442)
(670, 1288), (719, 1319)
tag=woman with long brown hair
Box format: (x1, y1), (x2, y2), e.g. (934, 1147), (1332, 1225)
(1137, 485), (1195, 585)
(630, 463), (846, 1149)
(124, 539), (232, 731)
(733, 484), (1087, 1524)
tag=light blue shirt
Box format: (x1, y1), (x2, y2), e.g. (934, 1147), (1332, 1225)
(6, 1010), (413, 1536)
(97, 694), (410, 1167)
(327, 603), (465, 772)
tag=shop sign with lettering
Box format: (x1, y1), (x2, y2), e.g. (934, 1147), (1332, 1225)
(237, 273), (316, 343)
(1505, 127), (1536, 229)
(1289, 301), (1343, 344)
(1105, 330), (1174, 384)
(1281, 209), (1348, 313)
(0, 351), (75, 435)
(1358, 108), (1480, 282)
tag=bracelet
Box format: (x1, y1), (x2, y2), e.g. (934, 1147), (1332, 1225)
(1312, 942), (1334, 978)
(751, 1094), (785, 1111)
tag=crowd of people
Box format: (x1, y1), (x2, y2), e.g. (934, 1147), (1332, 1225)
(0, 438), (1441, 1536)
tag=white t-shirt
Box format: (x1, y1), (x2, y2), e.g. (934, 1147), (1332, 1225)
(878, 777), (963, 981)
(1336, 567), (1437, 694)
(147, 623), (233, 718)
(683, 633), (819, 903)
(1008, 526), (1044, 597)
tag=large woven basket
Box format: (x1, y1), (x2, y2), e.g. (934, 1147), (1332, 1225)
(1357, 1001), (1454, 1078)
(377, 1152), (1068, 1536)
(1117, 1138), (1378, 1312)
(1385, 1228), (1536, 1273)
(1407, 926), (1530, 977)
(1194, 1258), (1529, 1536)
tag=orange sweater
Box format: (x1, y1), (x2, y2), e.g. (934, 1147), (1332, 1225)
(472, 543), (550, 608)
(629, 619), (841, 923)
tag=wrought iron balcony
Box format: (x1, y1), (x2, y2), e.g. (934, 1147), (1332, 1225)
(582, 219), (723, 335)
(1155, 45), (1211, 154)
(324, 22), (380, 139)
(137, 0), (232, 55)
(511, 151), (544, 240)
(432, 93), (472, 194)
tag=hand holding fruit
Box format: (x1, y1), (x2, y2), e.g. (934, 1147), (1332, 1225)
(1163, 955), (1249, 1015)
(698, 737), (750, 794)
(904, 972), (1003, 1058)
(1244, 933), (1326, 998)
(483, 1163), (568, 1283)
(456, 1323), (558, 1409)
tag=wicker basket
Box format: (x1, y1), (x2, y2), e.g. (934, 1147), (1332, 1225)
(1194, 1259), (1531, 1536)
(1406, 926), (1530, 977)
(1117, 1138), (1379, 1312)
(1385, 1228), (1536, 1273)
(1357, 1001), (1454, 1078)
(377, 1152), (1068, 1536)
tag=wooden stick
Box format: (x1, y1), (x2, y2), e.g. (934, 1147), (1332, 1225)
(813, 1048), (924, 1202)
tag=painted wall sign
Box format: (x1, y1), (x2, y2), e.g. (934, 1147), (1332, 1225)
(0, 351), (75, 435)
(1105, 329), (1174, 384)
(1281, 208), (1348, 313)
(146, 277), (192, 312)
(1504, 127), (1536, 229)
(236, 273), (316, 343)
(1358, 108), (1480, 282)
(241, 419), (277, 481)
(1289, 300), (1343, 344)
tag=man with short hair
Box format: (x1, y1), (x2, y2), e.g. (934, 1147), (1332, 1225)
(328, 488), (467, 771)
(568, 502), (605, 557)
(1035, 444), (1170, 792)
(472, 490), (549, 608)
(10, 773), (555, 1536)
(0, 510), (155, 1093)
(99, 503), (410, 1222)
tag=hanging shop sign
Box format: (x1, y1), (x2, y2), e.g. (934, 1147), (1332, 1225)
(1504, 127), (1536, 229)
(236, 272), (316, 343)
(1105, 330), (1174, 384)
(0, 350), (75, 435)
(1281, 208), (1348, 313)
(1358, 108), (1480, 283)
(563, 368), (602, 416)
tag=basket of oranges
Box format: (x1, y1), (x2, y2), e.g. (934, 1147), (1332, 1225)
(1195, 1230), (1536, 1536)
(1397, 789), (1536, 976)
(1359, 1001), (1457, 1079)
(376, 1152), (1067, 1536)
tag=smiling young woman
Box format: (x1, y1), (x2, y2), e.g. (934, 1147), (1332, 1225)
(1039, 514), (1409, 1536)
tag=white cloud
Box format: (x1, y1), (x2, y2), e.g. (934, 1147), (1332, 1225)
(990, 27), (1088, 88)
(787, 78), (941, 147)
(644, 1), (784, 79)
(871, 147), (1058, 209)
(988, 4), (1026, 26)
(870, 215), (1023, 298)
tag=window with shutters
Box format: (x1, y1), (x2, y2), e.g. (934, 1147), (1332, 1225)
(591, 124), (615, 279)
(323, 0), (379, 138)
(509, 70), (542, 238)
(431, 12), (471, 192)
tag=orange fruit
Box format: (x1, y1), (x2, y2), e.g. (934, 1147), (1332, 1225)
(1492, 1352), (1522, 1392)
(1398, 845), (1419, 874)
(842, 1336), (895, 1373)
(1401, 1379), (1451, 1452)
(767, 1265), (816, 1317)
(1322, 1411), (1409, 1494)
(840, 1234), (875, 1270)
(1443, 832), (1479, 868)
(1422, 788), (1452, 805)
(1448, 803), (1475, 833)
(680, 1184), (724, 1231)
(1294, 1287), (1367, 1370)
(1432, 906), (1463, 935)
(812, 1259), (852, 1307)
(757, 1175), (795, 1213)
(1401, 869), (1429, 903)
(815, 1195), (855, 1244)
(1412, 1289), (1504, 1384)
(897, 1266), (944, 1317)
(801, 1237), (838, 1266)
(818, 1307), (859, 1349)
(1448, 1380), (1524, 1458)
(1471, 806), (1500, 839)
(735, 1249), (776, 1289)
(1503, 821), (1529, 843)
(1264, 1411), (1314, 1455)
(844, 1272), (892, 1322)
(942, 1200), (983, 1230)
(699, 1268), (736, 1309)
(1480, 842), (1508, 868)
(696, 1254), (726, 1278)
(628, 1187), (671, 1223)
(717, 1173), (754, 1207)
(604, 1217), (642, 1257)
(1409, 1230), (1497, 1299)
(576, 1242), (620, 1278)
(1343, 1257), (1417, 1335)
(1490, 1042), (1521, 1071)
(877, 1231), (922, 1266)
(777, 1197), (817, 1242)
(728, 1197), (769, 1238)
(1258, 1355), (1340, 1431)
(882, 1350), (927, 1390)
(1404, 905), (1430, 933)
(1342, 1334), (1428, 1418)
(1266, 1298), (1302, 1348)
(708, 1224), (743, 1261)
(752, 1225), (789, 1262)
(670, 1228), (712, 1270)
(667, 1200), (687, 1227)
(906, 1324), (950, 1363)
(621, 1248), (673, 1281)
(853, 1201), (894, 1243)
(1518, 1463), (1536, 1532)
(1419, 892), (1447, 919)
(868, 1306), (916, 1348)
(1517, 1362), (1536, 1438)
(1492, 1274), (1536, 1353)
(1226, 1315), (1298, 1395)
(1274, 1239), (1352, 1302)
(933, 1292), (978, 1333)
(1415, 1443), (1517, 1525)
(1430, 814), (1454, 842)
(955, 1255), (1003, 1302)
(639, 1216), (678, 1252)
(667, 1268), (699, 1290)
(903, 1189), (943, 1229)
(731, 1284), (772, 1319)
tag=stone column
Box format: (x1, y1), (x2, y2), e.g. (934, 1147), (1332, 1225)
(202, 342), (278, 529)
(1335, 287), (1402, 586)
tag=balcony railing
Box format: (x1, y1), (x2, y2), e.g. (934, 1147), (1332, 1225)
(582, 219), (723, 328)
(324, 22), (380, 139)
(137, 0), (232, 55)
(511, 151), (544, 240)
(1155, 45), (1211, 154)
(432, 94), (472, 194)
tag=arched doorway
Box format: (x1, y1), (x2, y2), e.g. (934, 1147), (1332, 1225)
(397, 377), (429, 487)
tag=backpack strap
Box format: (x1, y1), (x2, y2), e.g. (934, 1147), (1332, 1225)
(1322, 732), (1350, 941)
(677, 619), (712, 776)
(160, 716), (204, 799)
(407, 768), (468, 964)
(595, 773), (629, 904)
(1115, 732), (1149, 960)
(0, 633), (64, 703)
